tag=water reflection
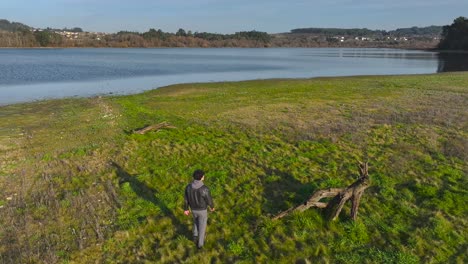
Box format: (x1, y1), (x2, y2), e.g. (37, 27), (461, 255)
(304, 49), (439, 60)
(0, 48), (466, 105)
(437, 52), (468, 72)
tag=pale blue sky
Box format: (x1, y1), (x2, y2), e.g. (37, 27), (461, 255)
(0, 0), (466, 33)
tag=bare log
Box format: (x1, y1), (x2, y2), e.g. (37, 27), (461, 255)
(273, 162), (370, 221)
(133, 122), (176, 134)
(272, 188), (343, 220)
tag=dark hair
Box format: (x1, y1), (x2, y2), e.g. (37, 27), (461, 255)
(193, 169), (205, 180)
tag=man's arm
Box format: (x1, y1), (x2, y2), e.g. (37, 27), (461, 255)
(184, 185), (190, 215)
(204, 187), (215, 211)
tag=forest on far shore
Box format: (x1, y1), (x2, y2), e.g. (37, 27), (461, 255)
(0, 17), (466, 50)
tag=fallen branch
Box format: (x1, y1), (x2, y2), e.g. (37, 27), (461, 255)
(273, 162), (370, 221)
(133, 122), (176, 134)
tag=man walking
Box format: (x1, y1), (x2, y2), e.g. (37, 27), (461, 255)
(184, 169), (215, 249)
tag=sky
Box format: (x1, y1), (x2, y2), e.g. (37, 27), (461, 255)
(0, 0), (466, 33)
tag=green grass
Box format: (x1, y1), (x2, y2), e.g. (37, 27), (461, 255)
(0, 73), (467, 263)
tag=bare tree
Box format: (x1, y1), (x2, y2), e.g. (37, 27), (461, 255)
(273, 162), (370, 221)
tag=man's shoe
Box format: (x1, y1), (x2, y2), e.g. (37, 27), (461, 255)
(193, 236), (198, 244)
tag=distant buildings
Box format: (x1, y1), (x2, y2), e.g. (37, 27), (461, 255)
(31, 28), (108, 40)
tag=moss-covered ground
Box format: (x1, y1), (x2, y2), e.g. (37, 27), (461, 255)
(0, 73), (467, 263)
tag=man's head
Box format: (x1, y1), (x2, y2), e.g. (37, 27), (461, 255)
(193, 169), (205, 180)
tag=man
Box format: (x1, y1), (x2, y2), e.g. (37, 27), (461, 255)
(184, 169), (215, 249)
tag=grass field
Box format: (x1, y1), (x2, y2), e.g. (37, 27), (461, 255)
(0, 73), (467, 263)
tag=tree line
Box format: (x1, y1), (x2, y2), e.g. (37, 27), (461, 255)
(0, 19), (30, 32)
(0, 27), (436, 49)
(0, 19), (272, 48)
(438, 16), (468, 50)
(290, 26), (442, 37)
(0, 18), (467, 50)
(0, 29), (271, 48)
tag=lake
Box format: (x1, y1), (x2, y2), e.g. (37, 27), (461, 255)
(0, 48), (467, 105)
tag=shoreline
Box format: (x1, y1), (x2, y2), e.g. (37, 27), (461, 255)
(2, 72), (466, 108)
(2, 45), (467, 107)
(3, 46), (467, 53)
(0, 46), (443, 50)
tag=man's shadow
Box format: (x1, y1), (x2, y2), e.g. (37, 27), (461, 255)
(110, 161), (191, 239)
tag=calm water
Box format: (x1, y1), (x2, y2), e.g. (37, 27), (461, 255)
(0, 48), (466, 105)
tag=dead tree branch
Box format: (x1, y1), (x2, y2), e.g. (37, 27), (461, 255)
(133, 122), (176, 134)
(273, 162), (370, 221)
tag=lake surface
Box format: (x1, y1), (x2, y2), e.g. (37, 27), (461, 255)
(1, 48), (467, 105)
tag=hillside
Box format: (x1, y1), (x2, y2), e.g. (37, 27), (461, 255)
(290, 26), (442, 37)
(0, 18), (441, 48)
(0, 19), (30, 32)
(0, 73), (467, 263)
(274, 26), (442, 49)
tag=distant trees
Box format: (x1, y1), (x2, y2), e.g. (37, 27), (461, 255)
(64, 27), (83, 33)
(142, 28), (168, 40)
(438, 17), (468, 50)
(290, 26), (443, 38)
(109, 28), (272, 47)
(34, 30), (63, 46)
(193, 32), (226, 41)
(34, 31), (49, 46)
(291, 27), (383, 37)
(0, 19), (31, 32)
(176, 28), (187, 37)
(390, 26), (442, 37)
(0, 17), (447, 49)
(0, 30), (36, 47)
(280, 25), (443, 49)
(234, 30), (271, 43)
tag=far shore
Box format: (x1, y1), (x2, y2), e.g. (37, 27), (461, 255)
(0, 46), (447, 50)
(2, 45), (467, 54)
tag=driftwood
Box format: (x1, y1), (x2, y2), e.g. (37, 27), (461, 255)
(273, 162), (370, 221)
(133, 122), (176, 134)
